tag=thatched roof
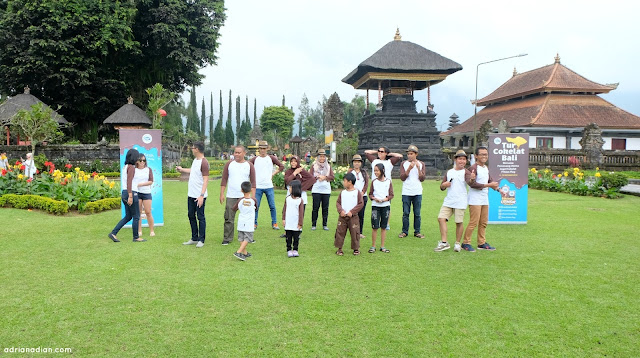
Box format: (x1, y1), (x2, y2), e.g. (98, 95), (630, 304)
(103, 97), (152, 126)
(0, 87), (68, 124)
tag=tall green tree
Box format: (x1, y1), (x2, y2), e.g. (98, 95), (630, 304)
(12, 103), (68, 157)
(260, 106), (294, 150)
(235, 95), (241, 144)
(209, 92), (214, 152)
(304, 97), (326, 138)
(342, 94), (369, 132)
(186, 87), (199, 134)
(219, 90), (223, 129)
(253, 98), (257, 125)
(200, 97), (206, 138)
(298, 93), (310, 137)
(224, 115), (234, 150)
(213, 113), (224, 153)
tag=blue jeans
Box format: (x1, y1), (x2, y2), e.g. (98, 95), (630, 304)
(111, 190), (140, 240)
(402, 195), (422, 234)
(255, 187), (277, 225)
(188, 196), (207, 242)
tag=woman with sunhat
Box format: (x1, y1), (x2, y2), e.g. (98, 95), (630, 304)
(348, 154), (369, 239)
(309, 148), (334, 231)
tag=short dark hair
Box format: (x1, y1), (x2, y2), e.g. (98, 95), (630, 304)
(289, 180), (302, 198)
(124, 148), (140, 166)
(343, 172), (356, 185)
(374, 163), (386, 178)
(193, 142), (204, 153)
(240, 181), (252, 194)
(475, 146), (488, 155)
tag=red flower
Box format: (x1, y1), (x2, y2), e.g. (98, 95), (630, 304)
(27, 178), (33, 183)
(92, 171), (98, 177)
(49, 168), (54, 174)
(65, 163), (72, 169)
(36, 169), (40, 174)
(1, 169), (6, 176)
(15, 160), (21, 165)
(44, 161), (51, 167)
(20, 165), (25, 170)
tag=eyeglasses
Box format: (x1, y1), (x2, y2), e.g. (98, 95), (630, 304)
(378, 150), (385, 153)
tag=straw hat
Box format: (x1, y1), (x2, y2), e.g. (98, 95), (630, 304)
(351, 154), (363, 162)
(258, 140), (269, 148)
(316, 148), (327, 156)
(406, 145), (419, 153)
(454, 149), (467, 158)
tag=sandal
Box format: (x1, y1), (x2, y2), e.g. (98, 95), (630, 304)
(398, 232), (408, 238)
(336, 249), (344, 256)
(353, 250), (360, 255)
(380, 247), (390, 253)
(368, 247), (376, 253)
(414, 233), (425, 239)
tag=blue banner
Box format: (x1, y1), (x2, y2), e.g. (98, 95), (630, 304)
(488, 133), (529, 224)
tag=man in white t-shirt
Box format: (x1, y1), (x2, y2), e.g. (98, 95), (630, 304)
(220, 146), (256, 245)
(399, 145), (426, 239)
(434, 150), (469, 252)
(177, 142), (209, 248)
(249, 140), (284, 230)
(464, 146), (499, 251)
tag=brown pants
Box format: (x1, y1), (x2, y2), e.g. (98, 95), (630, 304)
(334, 215), (360, 250)
(463, 205), (488, 245)
(223, 197), (238, 243)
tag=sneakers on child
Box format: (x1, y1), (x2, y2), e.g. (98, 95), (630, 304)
(454, 242), (461, 252)
(183, 239), (198, 245)
(323, 226), (329, 231)
(292, 250), (299, 257)
(233, 252), (246, 261)
(461, 243), (476, 252)
(311, 226), (316, 231)
(287, 250), (294, 258)
(196, 241), (204, 248)
(434, 241), (450, 252)
(477, 243), (496, 251)
(245, 252), (252, 258)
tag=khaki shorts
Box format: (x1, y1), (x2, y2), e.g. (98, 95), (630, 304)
(438, 206), (466, 223)
(238, 231), (254, 242)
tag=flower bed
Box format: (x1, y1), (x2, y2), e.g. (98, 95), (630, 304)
(528, 167), (629, 199)
(0, 160), (120, 212)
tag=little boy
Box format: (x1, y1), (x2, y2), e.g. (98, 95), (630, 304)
(334, 172), (364, 256)
(232, 181), (256, 261)
(435, 150), (469, 252)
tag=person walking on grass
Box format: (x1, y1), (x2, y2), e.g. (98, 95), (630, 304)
(364, 146), (403, 230)
(232, 181), (257, 261)
(282, 180), (304, 257)
(398, 145), (426, 239)
(434, 150), (469, 252)
(310, 148), (334, 231)
(348, 154), (369, 239)
(220, 146), (256, 245)
(108, 148), (144, 243)
(334, 172), (364, 256)
(463, 146), (500, 252)
(134, 154), (155, 238)
(368, 163), (394, 253)
(178, 142), (209, 248)
(249, 140), (284, 230)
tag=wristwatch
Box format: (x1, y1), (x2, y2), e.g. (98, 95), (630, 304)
(199, 193), (204, 197)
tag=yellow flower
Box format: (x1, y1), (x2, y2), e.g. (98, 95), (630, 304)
(66, 173), (72, 179)
(98, 175), (105, 180)
(18, 174), (24, 179)
(109, 182), (115, 189)
(530, 168), (537, 173)
(595, 172), (601, 177)
(558, 173), (563, 178)
(74, 167), (80, 172)
(573, 167), (579, 172)
(564, 171), (569, 177)
(596, 167), (599, 171)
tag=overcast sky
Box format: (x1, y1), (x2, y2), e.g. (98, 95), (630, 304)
(187, 0), (640, 133)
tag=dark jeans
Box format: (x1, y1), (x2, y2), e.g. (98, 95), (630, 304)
(286, 230), (301, 251)
(358, 196), (368, 234)
(402, 195), (422, 234)
(188, 196), (207, 242)
(255, 187), (277, 225)
(312, 193), (330, 227)
(111, 190), (140, 240)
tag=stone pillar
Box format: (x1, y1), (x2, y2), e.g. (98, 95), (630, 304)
(579, 123), (604, 169)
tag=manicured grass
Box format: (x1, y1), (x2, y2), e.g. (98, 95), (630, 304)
(1, 180), (638, 357)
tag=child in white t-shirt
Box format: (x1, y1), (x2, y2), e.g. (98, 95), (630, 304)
(282, 180), (304, 257)
(368, 163), (394, 254)
(334, 172), (364, 256)
(435, 150), (469, 252)
(232, 181), (256, 261)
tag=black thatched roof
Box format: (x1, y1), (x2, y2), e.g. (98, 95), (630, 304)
(290, 135), (303, 143)
(342, 39), (463, 88)
(103, 98), (152, 126)
(0, 89), (68, 124)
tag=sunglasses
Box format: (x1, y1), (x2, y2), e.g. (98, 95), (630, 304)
(138, 159), (146, 162)
(378, 150), (386, 153)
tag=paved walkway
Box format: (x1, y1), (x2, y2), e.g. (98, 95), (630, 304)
(621, 184), (640, 196)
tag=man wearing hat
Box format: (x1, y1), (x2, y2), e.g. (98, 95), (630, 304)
(348, 154), (370, 239)
(310, 148), (335, 230)
(249, 141), (285, 229)
(434, 149), (469, 252)
(399, 145), (426, 238)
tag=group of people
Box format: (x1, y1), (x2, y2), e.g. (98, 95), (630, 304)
(110, 140), (499, 260)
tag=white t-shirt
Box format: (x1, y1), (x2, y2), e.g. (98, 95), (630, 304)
(371, 178), (392, 207)
(468, 165), (490, 206)
(284, 195), (303, 231)
(133, 167), (151, 194)
(401, 161), (424, 196)
(371, 158), (394, 179)
(226, 161), (252, 198)
(442, 168), (468, 209)
(236, 197), (256, 232)
(339, 189), (360, 213)
(23, 159), (36, 178)
(352, 169), (367, 195)
(188, 158), (208, 199)
(253, 155), (276, 189)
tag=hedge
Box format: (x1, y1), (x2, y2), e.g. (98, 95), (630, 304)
(0, 194), (69, 215)
(81, 197), (121, 214)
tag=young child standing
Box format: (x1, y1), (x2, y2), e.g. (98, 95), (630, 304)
(368, 163), (394, 253)
(282, 180), (305, 257)
(232, 181), (256, 261)
(334, 172), (364, 256)
(435, 150), (469, 252)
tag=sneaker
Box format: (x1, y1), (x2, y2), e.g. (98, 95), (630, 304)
(245, 252), (252, 258)
(249, 238), (256, 244)
(292, 250), (299, 257)
(221, 241), (229, 246)
(279, 233), (286, 238)
(386, 225), (391, 231)
(461, 243), (476, 252)
(254, 224), (257, 229)
(434, 241), (450, 252)
(323, 226), (329, 231)
(454, 243), (461, 252)
(287, 250), (294, 258)
(311, 226), (316, 231)
(477, 243), (496, 251)
(272, 223), (280, 230)
(196, 241), (204, 248)
(183, 239), (198, 245)
(233, 252), (246, 261)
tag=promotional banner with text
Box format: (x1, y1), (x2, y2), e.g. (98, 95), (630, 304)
(488, 133), (529, 224)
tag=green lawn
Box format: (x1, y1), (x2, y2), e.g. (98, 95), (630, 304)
(1, 180), (638, 357)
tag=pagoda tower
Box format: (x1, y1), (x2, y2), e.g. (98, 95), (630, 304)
(342, 29), (462, 174)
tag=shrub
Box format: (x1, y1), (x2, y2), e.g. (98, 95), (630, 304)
(0, 194), (68, 214)
(82, 197), (121, 214)
(529, 167), (626, 199)
(601, 172), (628, 190)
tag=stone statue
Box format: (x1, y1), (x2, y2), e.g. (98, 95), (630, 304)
(579, 123), (604, 169)
(477, 119), (493, 147)
(323, 92), (343, 144)
(497, 119), (509, 133)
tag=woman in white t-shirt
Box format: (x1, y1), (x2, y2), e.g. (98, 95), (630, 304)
(309, 149), (334, 231)
(134, 154), (155, 237)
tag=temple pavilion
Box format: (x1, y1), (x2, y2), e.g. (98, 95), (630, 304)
(441, 55), (640, 151)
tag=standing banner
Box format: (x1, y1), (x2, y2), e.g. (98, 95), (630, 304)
(488, 133), (529, 224)
(119, 129), (164, 227)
